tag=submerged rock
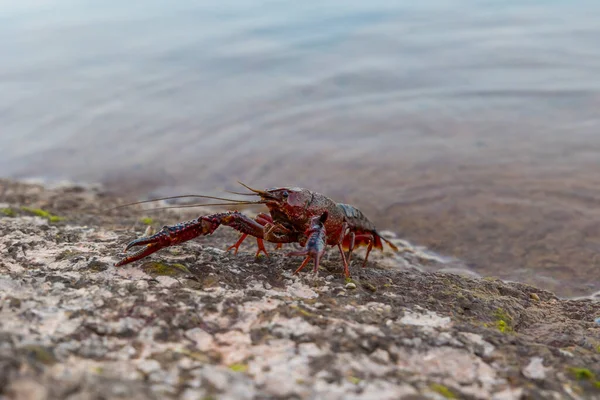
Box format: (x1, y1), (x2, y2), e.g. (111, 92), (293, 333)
(0, 178), (599, 399)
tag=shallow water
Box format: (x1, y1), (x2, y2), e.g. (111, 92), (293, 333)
(2, 0), (600, 297)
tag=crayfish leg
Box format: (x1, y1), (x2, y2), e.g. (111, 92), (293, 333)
(293, 256), (312, 275)
(345, 231), (356, 265)
(226, 234), (270, 257)
(362, 238), (374, 268)
(254, 238), (269, 257)
(226, 233), (248, 255)
(227, 236), (278, 257)
(312, 253), (322, 273)
(345, 232), (377, 268)
(225, 213), (274, 257)
(337, 243), (350, 278)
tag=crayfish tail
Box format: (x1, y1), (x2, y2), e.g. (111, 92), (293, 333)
(381, 235), (399, 252)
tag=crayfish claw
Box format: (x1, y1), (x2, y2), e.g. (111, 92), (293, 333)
(123, 226), (173, 251)
(115, 212), (265, 267)
(115, 242), (164, 267)
(287, 212), (328, 275)
(115, 225), (184, 267)
(125, 236), (159, 252)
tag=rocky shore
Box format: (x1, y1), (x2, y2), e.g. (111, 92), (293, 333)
(0, 179), (599, 399)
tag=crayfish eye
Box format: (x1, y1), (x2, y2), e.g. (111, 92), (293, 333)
(282, 191), (289, 199)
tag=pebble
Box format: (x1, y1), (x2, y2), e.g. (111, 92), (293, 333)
(558, 349), (574, 358)
(522, 357), (548, 381)
(345, 282), (357, 290)
(135, 280), (149, 290)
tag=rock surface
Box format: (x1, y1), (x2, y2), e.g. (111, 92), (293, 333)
(0, 178), (599, 399)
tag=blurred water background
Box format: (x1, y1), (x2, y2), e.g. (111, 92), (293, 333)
(2, 0), (600, 297)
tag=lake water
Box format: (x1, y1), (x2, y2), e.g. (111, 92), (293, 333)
(2, 0), (600, 297)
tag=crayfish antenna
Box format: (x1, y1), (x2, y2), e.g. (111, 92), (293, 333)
(224, 190), (260, 196)
(237, 181), (270, 196)
(101, 193), (262, 213)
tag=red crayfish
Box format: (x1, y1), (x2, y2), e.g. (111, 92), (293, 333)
(114, 183), (399, 277)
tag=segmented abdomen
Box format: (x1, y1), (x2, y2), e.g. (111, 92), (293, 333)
(337, 203), (376, 231)
(337, 203), (399, 253)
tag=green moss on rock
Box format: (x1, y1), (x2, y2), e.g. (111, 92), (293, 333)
(20, 345), (57, 365)
(140, 217), (154, 225)
(175, 349), (211, 363)
(493, 308), (514, 333)
(21, 206), (64, 223)
(430, 383), (456, 399)
(88, 260), (109, 273)
(55, 249), (81, 261)
(362, 282), (377, 292)
(142, 262), (191, 276)
(569, 367), (595, 381)
(291, 305), (315, 318)
(229, 363), (248, 373)
(201, 276), (220, 288)
(1, 207), (16, 217)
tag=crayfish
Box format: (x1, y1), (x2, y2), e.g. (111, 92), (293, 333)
(114, 183), (399, 277)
